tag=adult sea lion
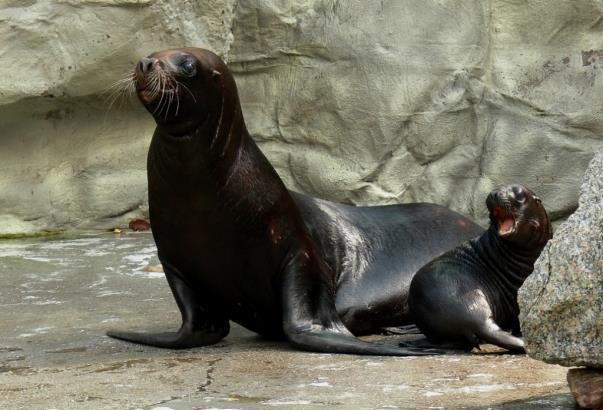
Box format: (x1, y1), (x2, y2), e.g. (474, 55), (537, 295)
(107, 47), (483, 355)
(404, 185), (552, 352)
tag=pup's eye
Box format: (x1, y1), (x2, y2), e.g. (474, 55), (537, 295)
(513, 186), (526, 203)
(181, 60), (196, 77)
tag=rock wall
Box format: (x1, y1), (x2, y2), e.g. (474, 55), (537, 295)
(1, 1), (602, 235)
(518, 149), (602, 368)
(0, 0), (237, 235)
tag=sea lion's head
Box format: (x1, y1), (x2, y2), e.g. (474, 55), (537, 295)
(486, 185), (552, 249)
(134, 48), (237, 136)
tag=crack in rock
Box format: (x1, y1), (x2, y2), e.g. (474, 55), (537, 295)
(143, 357), (223, 408)
(198, 358), (222, 393)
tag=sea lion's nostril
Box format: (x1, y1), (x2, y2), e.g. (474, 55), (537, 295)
(138, 57), (155, 74)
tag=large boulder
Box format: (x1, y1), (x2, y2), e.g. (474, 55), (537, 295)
(1, 1), (602, 235)
(518, 149), (603, 368)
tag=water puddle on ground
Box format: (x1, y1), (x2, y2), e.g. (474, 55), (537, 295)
(0, 231), (163, 308)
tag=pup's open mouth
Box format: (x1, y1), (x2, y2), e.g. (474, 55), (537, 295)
(494, 207), (515, 236)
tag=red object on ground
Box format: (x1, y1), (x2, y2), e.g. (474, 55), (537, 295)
(568, 368), (603, 409)
(128, 219), (151, 232)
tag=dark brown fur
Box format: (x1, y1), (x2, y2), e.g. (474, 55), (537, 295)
(405, 185), (552, 352)
(107, 48), (484, 355)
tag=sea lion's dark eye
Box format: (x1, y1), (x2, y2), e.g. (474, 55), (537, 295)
(181, 60), (196, 77)
(513, 187), (526, 203)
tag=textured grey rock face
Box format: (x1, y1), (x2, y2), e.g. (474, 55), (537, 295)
(230, 0), (603, 216)
(0, 0), (237, 234)
(518, 149), (603, 368)
(1, 1), (603, 234)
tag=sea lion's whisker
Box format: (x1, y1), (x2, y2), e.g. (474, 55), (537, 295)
(103, 71), (135, 95)
(177, 81), (197, 103)
(168, 74), (179, 117)
(163, 82), (174, 119)
(165, 93), (174, 119)
(103, 83), (128, 105)
(174, 83), (181, 116)
(148, 71), (161, 96)
(161, 72), (172, 117)
(104, 71), (137, 113)
(126, 79), (136, 97)
(156, 71), (179, 118)
(153, 71), (167, 115)
(159, 71), (172, 116)
(104, 76), (135, 93)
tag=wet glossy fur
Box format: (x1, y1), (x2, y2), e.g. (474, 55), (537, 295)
(107, 48), (483, 355)
(406, 185), (552, 352)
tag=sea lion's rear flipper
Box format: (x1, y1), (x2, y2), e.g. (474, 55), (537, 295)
(399, 338), (474, 351)
(391, 325), (474, 352)
(382, 324), (422, 335)
(285, 327), (443, 356)
(281, 251), (443, 356)
(107, 260), (229, 349)
(475, 319), (525, 353)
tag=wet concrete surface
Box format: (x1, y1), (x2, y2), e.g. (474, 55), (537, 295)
(0, 232), (576, 409)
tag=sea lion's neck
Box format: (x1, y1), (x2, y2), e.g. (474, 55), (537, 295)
(487, 224), (547, 261)
(150, 126), (212, 182)
(149, 102), (289, 213)
(207, 93), (245, 161)
(151, 95), (245, 174)
(475, 228), (543, 293)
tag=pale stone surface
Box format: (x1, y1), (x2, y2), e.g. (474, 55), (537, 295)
(519, 149), (603, 368)
(1, 1), (602, 234)
(0, 232), (574, 409)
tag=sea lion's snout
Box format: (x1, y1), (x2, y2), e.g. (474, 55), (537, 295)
(134, 57), (162, 91)
(486, 185), (526, 237)
(488, 185), (525, 205)
(487, 184), (551, 244)
(138, 57), (157, 75)
(487, 185), (530, 209)
(134, 56), (171, 106)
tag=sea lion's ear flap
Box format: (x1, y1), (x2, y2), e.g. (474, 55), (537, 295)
(212, 69), (222, 78)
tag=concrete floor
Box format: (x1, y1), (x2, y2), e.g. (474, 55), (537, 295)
(0, 232), (576, 409)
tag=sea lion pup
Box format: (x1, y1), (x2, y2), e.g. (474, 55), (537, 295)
(404, 185), (552, 352)
(107, 47), (483, 355)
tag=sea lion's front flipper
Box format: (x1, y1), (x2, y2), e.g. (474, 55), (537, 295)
(107, 260), (229, 349)
(281, 250), (443, 356)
